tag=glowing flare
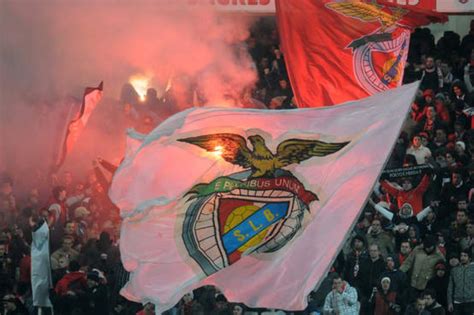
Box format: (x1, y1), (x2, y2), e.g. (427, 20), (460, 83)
(129, 75), (150, 102)
(213, 145), (223, 157)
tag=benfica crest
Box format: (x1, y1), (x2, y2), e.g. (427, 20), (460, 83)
(178, 133), (349, 275)
(326, 1), (410, 94)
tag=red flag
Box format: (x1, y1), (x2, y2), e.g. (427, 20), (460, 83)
(276, 0), (447, 107)
(55, 82), (103, 169)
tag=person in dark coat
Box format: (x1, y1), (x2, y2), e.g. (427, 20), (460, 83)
(426, 262), (449, 308)
(379, 255), (408, 294)
(422, 289), (446, 315)
(84, 271), (108, 315)
(358, 244), (386, 314)
(343, 234), (368, 288)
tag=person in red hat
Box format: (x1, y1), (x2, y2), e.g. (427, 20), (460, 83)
(426, 262), (449, 309)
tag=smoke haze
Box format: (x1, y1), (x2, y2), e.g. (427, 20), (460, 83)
(0, 0), (257, 190)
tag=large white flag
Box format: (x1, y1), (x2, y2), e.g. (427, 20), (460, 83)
(110, 82), (418, 312)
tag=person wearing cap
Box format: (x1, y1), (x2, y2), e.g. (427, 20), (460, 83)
(53, 260), (87, 314)
(368, 199), (433, 245)
(454, 141), (470, 166)
(85, 270), (109, 315)
(400, 235), (445, 295)
(415, 106), (445, 141)
(2, 293), (28, 315)
(447, 249), (474, 314)
(426, 262), (449, 309)
(379, 255), (408, 295)
(434, 96), (451, 125)
(371, 277), (401, 315)
(380, 170), (431, 216)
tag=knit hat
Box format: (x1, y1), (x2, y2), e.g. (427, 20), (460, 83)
(87, 271), (100, 282)
(423, 89), (434, 98)
(386, 254), (400, 268)
(418, 132), (429, 139)
(456, 141), (466, 151)
(381, 277), (391, 284)
(435, 262), (446, 270)
(351, 234), (366, 248)
(74, 206), (90, 218)
(434, 93), (446, 101)
(423, 235), (436, 248)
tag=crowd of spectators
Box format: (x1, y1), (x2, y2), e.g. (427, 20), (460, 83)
(1, 17), (474, 315)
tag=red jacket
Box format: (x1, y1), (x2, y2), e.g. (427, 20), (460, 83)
(374, 291), (398, 315)
(55, 271), (87, 296)
(381, 175), (430, 215)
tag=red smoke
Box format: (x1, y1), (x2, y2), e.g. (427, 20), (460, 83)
(0, 1), (257, 189)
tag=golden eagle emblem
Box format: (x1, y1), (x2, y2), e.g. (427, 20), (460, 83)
(326, 1), (407, 48)
(178, 133), (349, 178)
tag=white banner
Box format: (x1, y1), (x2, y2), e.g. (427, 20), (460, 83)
(110, 82), (419, 312)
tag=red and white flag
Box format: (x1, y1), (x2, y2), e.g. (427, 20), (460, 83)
(55, 82), (103, 168)
(276, 0), (446, 107)
(109, 82), (419, 312)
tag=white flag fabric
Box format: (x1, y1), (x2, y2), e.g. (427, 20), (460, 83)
(110, 82), (418, 312)
(31, 220), (53, 308)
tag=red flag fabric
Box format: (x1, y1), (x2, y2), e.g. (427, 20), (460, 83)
(55, 82), (103, 168)
(276, 0), (447, 107)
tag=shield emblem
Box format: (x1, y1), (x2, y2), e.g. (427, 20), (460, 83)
(182, 186), (308, 276)
(216, 192), (292, 264)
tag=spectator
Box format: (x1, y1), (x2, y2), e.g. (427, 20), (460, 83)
(420, 56), (443, 92)
(400, 235), (445, 295)
(404, 295), (430, 315)
(399, 241), (413, 266)
(323, 274), (359, 315)
(51, 236), (79, 273)
(451, 81), (472, 109)
(422, 289), (445, 315)
(380, 255), (408, 294)
(441, 170), (470, 212)
(366, 219), (394, 258)
(1, 293), (28, 315)
(343, 234), (367, 288)
(54, 260), (87, 297)
(358, 244), (386, 311)
(447, 250), (474, 314)
(406, 135), (432, 165)
(85, 270), (108, 315)
(371, 277), (401, 315)
(381, 174), (431, 215)
(459, 221), (474, 251)
(426, 262), (449, 309)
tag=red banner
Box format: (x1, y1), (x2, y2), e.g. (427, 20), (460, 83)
(276, 0), (447, 107)
(55, 82), (103, 169)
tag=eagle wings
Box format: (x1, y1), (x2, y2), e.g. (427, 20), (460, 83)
(178, 133), (349, 178)
(326, 1), (406, 30)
